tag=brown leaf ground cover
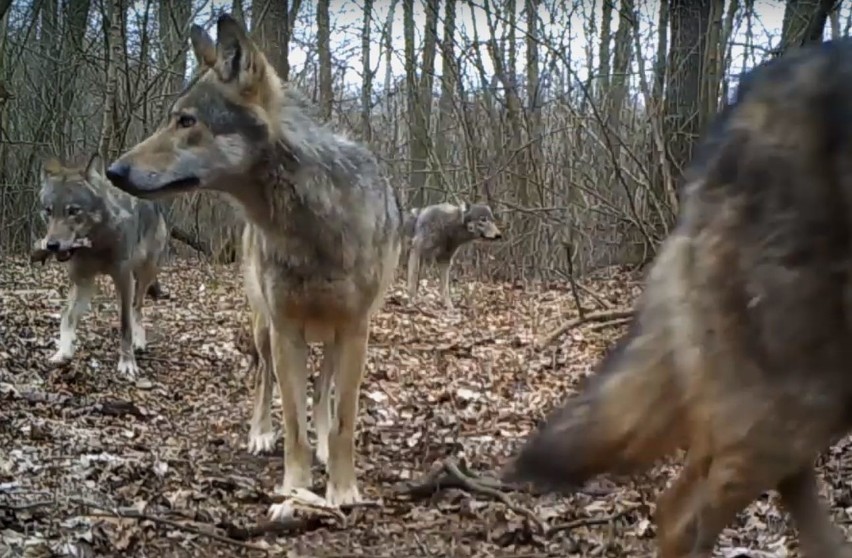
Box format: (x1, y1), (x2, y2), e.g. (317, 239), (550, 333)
(1, 256), (849, 557)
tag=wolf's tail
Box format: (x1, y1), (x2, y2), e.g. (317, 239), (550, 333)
(503, 236), (693, 491)
(503, 324), (684, 490)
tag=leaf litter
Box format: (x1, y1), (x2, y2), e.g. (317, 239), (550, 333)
(0, 257), (846, 557)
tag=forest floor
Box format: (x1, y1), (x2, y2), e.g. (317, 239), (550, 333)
(1, 256), (849, 558)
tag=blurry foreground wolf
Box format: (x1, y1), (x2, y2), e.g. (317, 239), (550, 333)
(503, 40), (852, 557)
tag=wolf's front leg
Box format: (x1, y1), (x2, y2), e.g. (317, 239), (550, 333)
(267, 324), (312, 512)
(50, 278), (95, 364)
(438, 261), (454, 310)
(406, 244), (422, 302)
(113, 269), (139, 378)
(325, 323), (369, 507)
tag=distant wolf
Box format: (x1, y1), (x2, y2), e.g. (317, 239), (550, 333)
(405, 202), (502, 310)
(34, 154), (169, 378)
(502, 39), (852, 558)
(104, 14), (402, 510)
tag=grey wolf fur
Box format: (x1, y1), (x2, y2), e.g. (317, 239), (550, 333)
(502, 39), (852, 557)
(104, 14), (402, 510)
(406, 202), (502, 309)
(35, 154), (169, 379)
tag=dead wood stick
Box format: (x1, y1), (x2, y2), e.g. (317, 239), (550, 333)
(547, 504), (640, 537)
(538, 309), (633, 348)
(586, 317), (633, 332)
(398, 459), (547, 535)
(3, 497), (271, 552)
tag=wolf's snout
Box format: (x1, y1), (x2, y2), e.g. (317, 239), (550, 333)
(105, 162), (131, 187)
(46, 240), (61, 252)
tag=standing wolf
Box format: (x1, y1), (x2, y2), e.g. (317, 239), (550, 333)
(34, 154), (168, 378)
(405, 202), (502, 309)
(503, 39), (852, 558)
(103, 14), (401, 510)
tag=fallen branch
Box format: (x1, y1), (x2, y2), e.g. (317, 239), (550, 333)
(397, 459), (547, 535)
(1, 497), (268, 552)
(538, 309), (633, 348)
(547, 504), (641, 537)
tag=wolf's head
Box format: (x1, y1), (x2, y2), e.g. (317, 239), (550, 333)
(38, 154), (108, 261)
(461, 202), (502, 241)
(105, 14), (279, 199)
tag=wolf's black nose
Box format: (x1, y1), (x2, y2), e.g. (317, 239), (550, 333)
(105, 162), (130, 185)
(46, 240), (60, 252)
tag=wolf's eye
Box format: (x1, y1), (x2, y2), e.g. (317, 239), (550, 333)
(67, 206), (81, 217)
(177, 114), (197, 129)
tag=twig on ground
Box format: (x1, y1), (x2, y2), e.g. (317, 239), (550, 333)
(547, 503), (641, 537)
(586, 317), (632, 332)
(538, 309), (633, 348)
(0, 496), (272, 552)
(397, 459), (547, 535)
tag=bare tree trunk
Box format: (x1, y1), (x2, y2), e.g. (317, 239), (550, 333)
(483, 0), (526, 204)
(157, 0), (190, 115)
(780, 0), (838, 51)
(403, 0), (416, 204)
(609, 0), (635, 161)
(665, 0), (712, 187)
(525, 0), (542, 202)
(317, 0), (332, 120)
(251, 0), (301, 81)
(435, 0), (457, 175)
(232, 0), (245, 24)
(653, 0), (669, 102)
(830, 2), (841, 38)
(409, 0), (439, 205)
(98, 0), (124, 160)
(360, 0), (373, 142)
(597, 0), (613, 95)
(701, 0), (725, 126)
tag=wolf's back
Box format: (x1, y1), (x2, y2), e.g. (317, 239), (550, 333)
(503, 235), (695, 490)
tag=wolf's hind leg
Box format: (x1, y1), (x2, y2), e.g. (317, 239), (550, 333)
(778, 466), (852, 558)
(314, 340), (337, 466)
(248, 312), (277, 454)
(113, 268), (139, 378)
(130, 261), (157, 351)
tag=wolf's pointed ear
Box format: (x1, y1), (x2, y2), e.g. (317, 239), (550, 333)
(459, 201), (470, 217)
(84, 153), (104, 181)
(41, 157), (62, 182)
(214, 13), (262, 90)
(189, 24), (217, 68)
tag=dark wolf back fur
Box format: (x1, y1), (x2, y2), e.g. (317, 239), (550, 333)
(503, 39), (852, 556)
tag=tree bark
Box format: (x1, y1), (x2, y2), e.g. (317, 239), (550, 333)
(317, 0), (332, 120)
(665, 0), (712, 185)
(360, 0), (373, 142)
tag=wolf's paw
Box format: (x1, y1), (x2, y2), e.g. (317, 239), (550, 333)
(116, 358), (139, 379)
(49, 350), (73, 365)
(325, 481), (362, 508)
(247, 429), (277, 455)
